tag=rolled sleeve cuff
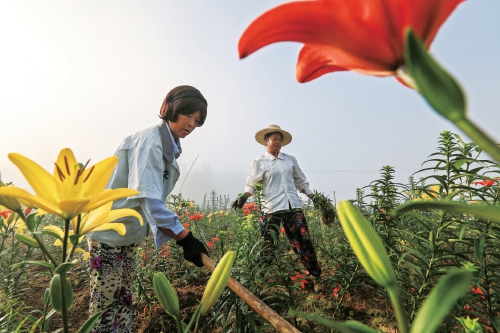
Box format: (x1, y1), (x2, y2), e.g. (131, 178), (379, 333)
(303, 188), (314, 196)
(244, 187), (255, 194)
(141, 197), (185, 247)
(152, 223), (185, 248)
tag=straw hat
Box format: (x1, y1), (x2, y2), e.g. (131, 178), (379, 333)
(255, 124), (292, 146)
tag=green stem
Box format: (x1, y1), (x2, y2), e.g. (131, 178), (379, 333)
(62, 219), (70, 263)
(67, 215), (82, 260)
(387, 286), (409, 333)
(454, 117), (500, 163)
(33, 234), (58, 269)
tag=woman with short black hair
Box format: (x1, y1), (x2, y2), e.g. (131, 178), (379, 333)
(87, 85), (209, 333)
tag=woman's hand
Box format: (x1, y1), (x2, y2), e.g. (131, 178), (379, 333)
(176, 232), (208, 267)
(232, 193), (249, 209)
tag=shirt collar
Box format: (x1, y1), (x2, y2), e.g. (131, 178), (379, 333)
(265, 151), (283, 160)
(165, 123), (182, 159)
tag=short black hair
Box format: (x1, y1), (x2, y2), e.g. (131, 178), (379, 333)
(264, 132), (283, 141)
(159, 85), (208, 127)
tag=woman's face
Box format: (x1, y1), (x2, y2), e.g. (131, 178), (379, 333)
(266, 132), (283, 154)
(168, 111), (201, 139)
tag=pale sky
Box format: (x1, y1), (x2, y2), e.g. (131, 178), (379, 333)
(1, 1), (499, 206)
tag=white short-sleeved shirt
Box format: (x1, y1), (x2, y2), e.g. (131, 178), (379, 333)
(88, 122), (182, 246)
(245, 151), (313, 213)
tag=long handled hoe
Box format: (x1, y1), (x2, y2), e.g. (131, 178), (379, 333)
(201, 254), (300, 333)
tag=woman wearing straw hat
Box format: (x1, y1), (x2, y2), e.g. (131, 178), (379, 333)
(233, 124), (322, 291)
(87, 85), (209, 332)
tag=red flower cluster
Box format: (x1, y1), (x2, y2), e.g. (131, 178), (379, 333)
(189, 213), (204, 221)
(242, 202), (259, 216)
(207, 236), (219, 249)
(472, 179), (499, 187)
(0, 210), (13, 219)
(183, 222), (190, 229)
(291, 272), (309, 290)
(332, 283), (342, 298)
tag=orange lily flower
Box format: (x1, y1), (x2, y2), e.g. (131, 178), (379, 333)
(239, 0), (463, 86)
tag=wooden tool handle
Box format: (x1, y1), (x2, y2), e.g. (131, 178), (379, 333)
(201, 254), (300, 333)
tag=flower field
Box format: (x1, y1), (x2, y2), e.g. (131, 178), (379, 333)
(1, 130), (499, 332)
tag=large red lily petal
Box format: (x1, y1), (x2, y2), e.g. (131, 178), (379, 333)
(382, 0), (464, 48)
(297, 45), (347, 83)
(239, 0), (402, 72)
(297, 44), (399, 82)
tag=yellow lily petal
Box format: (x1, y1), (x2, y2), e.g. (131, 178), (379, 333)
(53, 148), (81, 200)
(80, 156), (119, 198)
(44, 225), (65, 238)
(89, 223), (126, 236)
(0, 187), (62, 217)
(8, 153), (60, 204)
(83, 188), (139, 212)
(80, 208), (142, 235)
(83, 252), (90, 261)
(73, 248), (85, 254)
(57, 197), (91, 218)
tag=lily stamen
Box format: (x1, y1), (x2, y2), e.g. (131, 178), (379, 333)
(74, 160), (90, 185)
(83, 166), (95, 183)
(64, 156), (71, 175)
(55, 164), (66, 181)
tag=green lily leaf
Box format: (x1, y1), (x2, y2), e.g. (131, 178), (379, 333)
(77, 311), (104, 333)
(15, 234), (40, 248)
(43, 288), (51, 307)
(50, 274), (74, 313)
(289, 309), (376, 333)
(394, 200), (500, 223)
(55, 260), (78, 274)
(405, 29), (466, 122)
(153, 272), (181, 320)
(410, 269), (473, 333)
(10, 260), (55, 270)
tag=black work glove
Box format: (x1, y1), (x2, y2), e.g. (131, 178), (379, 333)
(231, 193), (248, 210)
(176, 232), (208, 267)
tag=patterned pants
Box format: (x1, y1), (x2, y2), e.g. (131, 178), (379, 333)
(260, 209), (321, 277)
(88, 239), (138, 333)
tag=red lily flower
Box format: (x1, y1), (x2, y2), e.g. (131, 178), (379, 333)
(0, 209), (13, 219)
(189, 213), (204, 221)
(472, 180), (496, 187)
(291, 272), (308, 289)
(207, 241), (214, 249)
(239, 0), (463, 85)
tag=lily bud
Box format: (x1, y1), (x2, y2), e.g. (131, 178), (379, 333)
(153, 272), (180, 320)
(337, 201), (397, 289)
(199, 251), (235, 315)
(0, 181), (22, 212)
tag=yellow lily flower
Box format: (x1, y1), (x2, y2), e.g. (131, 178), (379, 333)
(72, 201), (143, 236)
(0, 148), (139, 220)
(421, 185), (440, 200)
(44, 225), (84, 255)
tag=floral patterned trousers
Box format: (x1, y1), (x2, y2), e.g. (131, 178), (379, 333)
(88, 239), (138, 333)
(260, 208), (321, 277)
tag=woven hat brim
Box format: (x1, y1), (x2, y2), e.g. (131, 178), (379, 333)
(255, 128), (292, 146)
